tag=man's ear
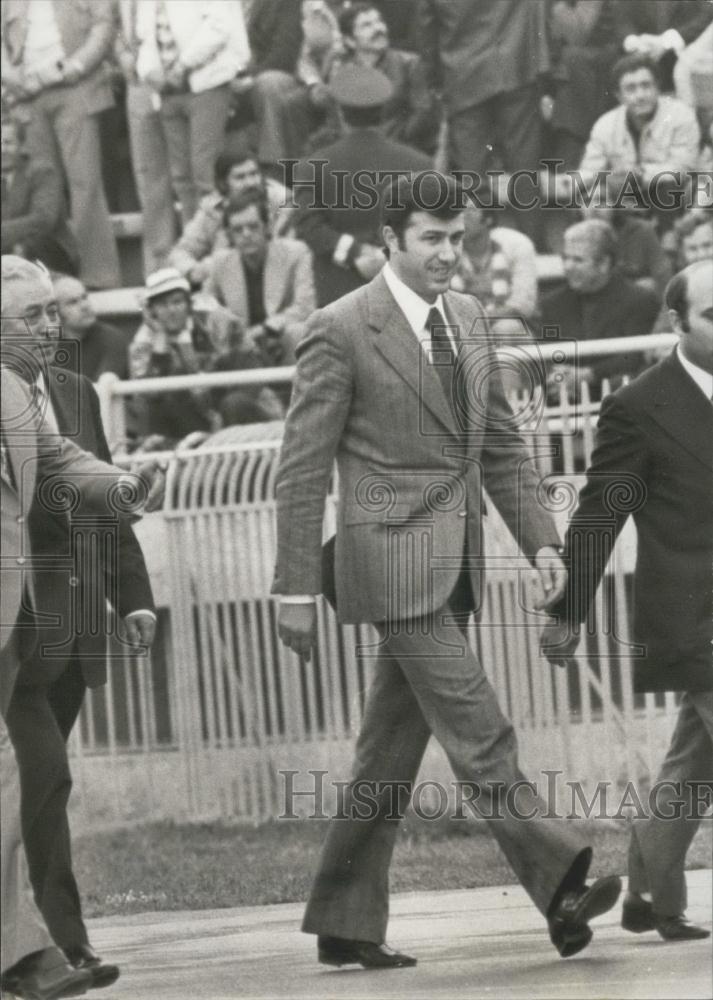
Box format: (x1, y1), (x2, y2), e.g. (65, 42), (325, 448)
(382, 224), (397, 255)
(668, 308), (687, 333)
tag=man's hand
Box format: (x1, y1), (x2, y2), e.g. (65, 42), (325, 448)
(278, 602), (317, 661)
(540, 617), (580, 667)
(533, 545), (567, 610)
(123, 612), (157, 651)
(135, 461), (167, 512)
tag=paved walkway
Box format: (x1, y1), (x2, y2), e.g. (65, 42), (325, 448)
(89, 870), (712, 1000)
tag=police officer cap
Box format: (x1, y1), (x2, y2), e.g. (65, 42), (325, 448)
(328, 65), (394, 108)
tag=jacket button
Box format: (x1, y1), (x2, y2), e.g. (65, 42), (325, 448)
(69, 577), (79, 587)
(16, 557), (26, 565)
(16, 515), (25, 524)
(458, 510), (467, 518)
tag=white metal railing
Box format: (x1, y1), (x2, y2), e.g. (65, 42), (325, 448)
(69, 373), (682, 828)
(96, 332), (679, 453)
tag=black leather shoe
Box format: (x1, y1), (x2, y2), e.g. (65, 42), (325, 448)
(621, 892), (656, 933)
(1, 946), (93, 999)
(622, 894), (710, 940)
(63, 945), (120, 990)
(317, 936), (417, 968)
(549, 875), (622, 958)
(655, 915), (711, 941)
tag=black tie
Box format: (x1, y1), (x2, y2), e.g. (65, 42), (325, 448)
(427, 306), (459, 413)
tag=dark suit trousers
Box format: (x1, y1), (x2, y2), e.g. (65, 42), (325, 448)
(628, 689), (713, 916)
(5, 661), (88, 950)
(302, 597), (591, 943)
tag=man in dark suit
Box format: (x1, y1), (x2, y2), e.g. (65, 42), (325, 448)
(291, 64), (432, 306)
(542, 260), (713, 941)
(273, 172), (621, 968)
(1, 255), (157, 988)
(539, 219), (661, 395)
(1, 114), (78, 275)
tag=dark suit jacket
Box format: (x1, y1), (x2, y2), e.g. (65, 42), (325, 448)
(1, 155), (78, 272)
(22, 368), (154, 689)
(418, 0), (550, 112)
(272, 272), (560, 623)
(293, 128), (431, 305)
(553, 351), (713, 692)
(538, 272), (661, 387)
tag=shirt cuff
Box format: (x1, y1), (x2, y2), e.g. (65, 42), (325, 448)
(280, 595), (317, 604)
(125, 609), (157, 621)
(333, 234), (355, 267)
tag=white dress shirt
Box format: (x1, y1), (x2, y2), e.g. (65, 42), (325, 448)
(677, 343), (713, 401)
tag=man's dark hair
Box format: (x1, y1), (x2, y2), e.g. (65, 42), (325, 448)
(612, 53), (660, 90)
(223, 187), (270, 229)
(214, 149), (260, 193)
(339, 2), (380, 40)
(380, 172), (465, 255)
(341, 103), (384, 128)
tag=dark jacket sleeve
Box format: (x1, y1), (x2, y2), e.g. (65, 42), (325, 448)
(1, 163), (64, 250)
(551, 391), (649, 624)
(86, 379), (156, 616)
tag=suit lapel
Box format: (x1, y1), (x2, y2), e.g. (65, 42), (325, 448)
(367, 274), (460, 435)
(263, 240), (285, 318)
(648, 351), (713, 471)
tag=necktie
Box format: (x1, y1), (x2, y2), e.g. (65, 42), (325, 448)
(427, 306), (459, 415)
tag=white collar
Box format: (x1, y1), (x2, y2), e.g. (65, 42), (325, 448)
(383, 263), (447, 338)
(677, 343), (713, 401)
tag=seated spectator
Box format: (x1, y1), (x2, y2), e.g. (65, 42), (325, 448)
(330, 3), (439, 155)
(247, 0), (341, 164)
(135, 1), (250, 224)
(579, 54), (701, 188)
(53, 274), (131, 381)
(129, 269), (283, 443)
(205, 189), (316, 367)
(1, 114), (78, 275)
(583, 173), (672, 294)
(539, 219), (661, 396)
(451, 202), (538, 322)
(168, 149), (293, 285)
(674, 209), (713, 266)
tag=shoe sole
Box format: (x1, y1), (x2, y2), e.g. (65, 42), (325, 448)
(318, 952), (417, 969)
(571, 876), (622, 925)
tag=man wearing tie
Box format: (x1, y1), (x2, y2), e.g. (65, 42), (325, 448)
(1, 359), (158, 998)
(1, 255), (160, 990)
(272, 172), (622, 968)
(542, 260), (713, 942)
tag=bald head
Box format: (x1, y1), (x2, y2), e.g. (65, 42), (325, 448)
(666, 260), (713, 374)
(54, 274), (95, 334)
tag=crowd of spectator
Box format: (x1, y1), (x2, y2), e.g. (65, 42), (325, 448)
(2, 0), (712, 449)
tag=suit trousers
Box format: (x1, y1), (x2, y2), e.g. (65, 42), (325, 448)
(302, 599), (591, 943)
(1, 636), (54, 972)
(126, 83), (177, 276)
(5, 665), (89, 951)
(23, 88), (120, 290)
(628, 689), (713, 916)
(160, 84), (233, 225)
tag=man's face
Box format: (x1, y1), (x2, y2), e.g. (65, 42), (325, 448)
(150, 291), (191, 335)
(1, 122), (19, 174)
(682, 222), (713, 265)
(1, 272), (60, 365)
(56, 277), (95, 335)
(227, 205), (268, 267)
(678, 264), (713, 374)
(350, 8), (389, 54)
(617, 68), (659, 120)
(563, 235), (610, 293)
(225, 160), (262, 198)
(385, 211), (465, 301)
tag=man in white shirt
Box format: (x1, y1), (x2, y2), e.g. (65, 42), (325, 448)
(542, 260), (713, 942)
(272, 171), (622, 969)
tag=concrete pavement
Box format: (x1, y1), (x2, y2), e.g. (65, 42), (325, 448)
(89, 870), (712, 1000)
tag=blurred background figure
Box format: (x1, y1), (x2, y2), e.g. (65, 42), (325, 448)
(53, 274), (132, 382)
(1, 111), (79, 276)
(1, 0), (119, 288)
